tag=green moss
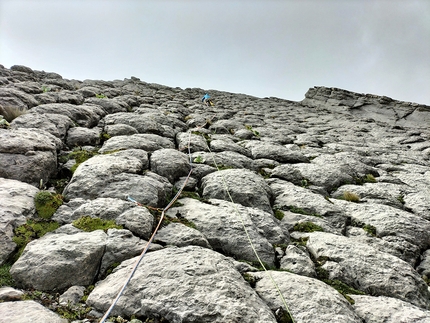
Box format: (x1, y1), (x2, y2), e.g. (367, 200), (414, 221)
(68, 149), (99, 173)
(293, 221), (324, 233)
(72, 216), (123, 232)
(95, 93), (107, 98)
(363, 224), (377, 236)
(13, 220), (60, 260)
(0, 264), (15, 287)
(274, 210), (285, 221)
(100, 132), (111, 141)
(34, 191), (63, 219)
(350, 219), (377, 237)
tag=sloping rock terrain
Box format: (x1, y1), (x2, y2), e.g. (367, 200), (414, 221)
(0, 64), (430, 322)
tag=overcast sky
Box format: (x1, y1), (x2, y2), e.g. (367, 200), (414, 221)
(0, 0), (429, 105)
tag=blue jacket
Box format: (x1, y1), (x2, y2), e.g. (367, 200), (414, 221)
(202, 93), (210, 102)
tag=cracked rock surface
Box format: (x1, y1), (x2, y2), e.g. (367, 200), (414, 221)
(1, 65), (430, 322)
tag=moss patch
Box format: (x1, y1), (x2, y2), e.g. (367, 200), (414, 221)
(72, 216), (123, 232)
(293, 221), (324, 233)
(274, 209), (285, 221)
(68, 148), (99, 173)
(13, 220), (60, 260)
(34, 191), (63, 219)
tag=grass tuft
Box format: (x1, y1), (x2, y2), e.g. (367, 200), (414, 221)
(0, 105), (28, 122)
(0, 263), (15, 287)
(342, 191), (360, 203)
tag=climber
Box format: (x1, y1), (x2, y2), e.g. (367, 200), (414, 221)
(201, 93), (214, 106)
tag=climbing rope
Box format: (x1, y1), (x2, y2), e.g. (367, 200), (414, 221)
(99, 131), (194, 323)
(202, 136), (296, 323)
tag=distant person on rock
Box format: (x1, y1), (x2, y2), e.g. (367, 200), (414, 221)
(201, 93), (214, 106)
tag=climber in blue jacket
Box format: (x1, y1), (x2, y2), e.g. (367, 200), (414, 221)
(201, 93), (214, 106)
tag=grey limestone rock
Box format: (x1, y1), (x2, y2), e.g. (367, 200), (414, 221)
(280, 245), (316, 277)
(192, 150), (256, 170)
(102, 112), (179, 138)
(166, 197), (285, 266)
(150, 148), (190, 184)
(98, 133), (174, 153)
(1, 66), (430, 321)
(10, 112), (74, 140)
(31, 103), (106, 127)
(0, 87), (39, 110)
(0, 128), (62, 186)
(85, 97), (128, 113)
(241, 140), (310, 163)
(351, 295), (430, 323)
(10, 230), (107, 291)
(0, 287), (24, 301)
(98, 229), (149, 279)
(104, 123), (138, 136)
(202, 168), (274, 214)
(249, 270), (363, 323)
(176, 131), (209, 152)
(0, 178), (39, 263)
(87, 246), (278, 322)
(0, 300), (68, 323)
(306, 231), (430, 309)
(63, 149), (172, 207)
(66, 126), (101, 147)
(59, 285), (86, 305)
(155, 222), (212, 249)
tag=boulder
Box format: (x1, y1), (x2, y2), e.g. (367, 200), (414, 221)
(66, 126), (101, 147)
(87, 246), (278, 322)
(155, 222), (212, 249)
(0, 287), (24, 301)
(102, 112), (180, 138)
(63, 149), (172, 207)
(351, 295), (430, 323)
(150, 148), (191, 183)
(0, 178), (39, 264)
(201, 168), (274, 214)
(0, 300), (67, 323)
(249, 270), (363, 323)
(0, 128), (62, 186)
(166, 198), (286, 266)
(98, 133), (174, 153)
(306, 231), (430, 308)
(280, 245), (316, 277)
(31, 103), (106, 127)
(10, 112), (74, 141)
(10, 230), (107, 291)
(241, 140), (310, 163)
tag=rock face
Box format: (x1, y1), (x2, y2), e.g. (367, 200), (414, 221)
(1, 66), (430, 322)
